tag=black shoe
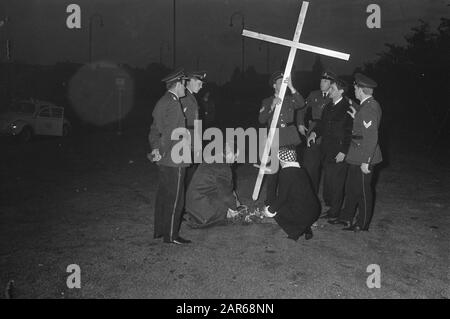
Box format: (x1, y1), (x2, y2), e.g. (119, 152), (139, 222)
(319, 212), (331, 219)
(304, 228), (313, 240)
(173, 236), (192, 244)
(163, 238), (178, 244)
(342, 224), (362, 232)
(319, 210), (336, 219)
(328, 219), (350, 226)
(163, 236), (191, 245)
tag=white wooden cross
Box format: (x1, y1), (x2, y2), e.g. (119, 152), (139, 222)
(245, 1), (350, 200)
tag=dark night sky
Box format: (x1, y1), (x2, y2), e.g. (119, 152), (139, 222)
(1, 0), (447, 83)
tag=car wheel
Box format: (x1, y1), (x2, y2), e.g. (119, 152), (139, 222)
(19, 126), (33, 143)
(62, 124), (70, 137)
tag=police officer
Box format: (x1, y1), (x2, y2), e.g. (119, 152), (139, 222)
(148, 68), (192, 244)
(308, 78), (353, 219)
(328, 73), (382, 231)
(299, 70), (336, 194)
(181, 70), (206, 188)
(259, 71), (305, 205)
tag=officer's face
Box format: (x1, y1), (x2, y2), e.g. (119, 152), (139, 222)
(354, 85), (362, 101)
(273, 78), (283, 93)
(329, 83), (343, 100)
(177, 81), (186, 97)
(320, 79), (331, 92)
(188, 78), (203, 94)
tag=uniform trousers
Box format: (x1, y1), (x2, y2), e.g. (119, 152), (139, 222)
(185, 163), (198, 190)
(154, 165), (186, 241)
(339, 164), (374, 230)
(264, 170), (279, 206)
(303, 141), (322, 194)
(322, 161), (348, 217)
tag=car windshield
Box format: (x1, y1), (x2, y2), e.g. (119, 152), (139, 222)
(9, 102), (35, 113)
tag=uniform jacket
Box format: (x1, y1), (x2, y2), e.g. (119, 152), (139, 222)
(200, 98), (216, 126)
(346, 96), (382, 165)
(258, 92), (305, 146)
(312, 97), (353, 163)
(180, 89), (200, 146)
(298, 90), (331, 130)
(149, 91), (190, 167)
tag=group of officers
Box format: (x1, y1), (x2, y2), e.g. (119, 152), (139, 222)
(148, 67), (382, 244)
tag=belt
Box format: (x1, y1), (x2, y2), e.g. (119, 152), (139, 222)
(352, 135), (363, 140)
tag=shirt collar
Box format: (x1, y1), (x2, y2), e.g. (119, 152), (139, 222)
(282, 162), (300, 169)
(168, 90), (179, 100)
(360, 95), (372, 105)
(187, 88), (193, 95)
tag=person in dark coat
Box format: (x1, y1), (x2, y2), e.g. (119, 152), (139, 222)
(199, 91), (216, 129)
(181, 70), (207, 189)
(307, 78), (353, 219)
(297, 71), (335, 193)
(262, 147), (321, 241)
(328, 73), (383, 232)
(185, 143), (240, 228)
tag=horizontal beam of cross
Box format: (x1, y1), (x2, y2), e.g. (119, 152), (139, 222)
(242, 29), (350, 61)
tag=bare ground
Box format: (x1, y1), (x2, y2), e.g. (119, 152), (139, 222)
(0, 126), (448, 299)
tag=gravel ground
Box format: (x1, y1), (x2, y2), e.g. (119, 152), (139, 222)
(0, 125), (448, 299)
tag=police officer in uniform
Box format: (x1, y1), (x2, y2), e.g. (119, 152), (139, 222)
(328, 73), (382, 231)
(259, 71), (305, 205)
(181, 70), (206, 188)
(307, 78), (353, 219)
(298, 71), (336, 194)
(148, 68), (192, 244)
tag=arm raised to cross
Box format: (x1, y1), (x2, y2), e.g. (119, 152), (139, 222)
(244, 1), (350, 200)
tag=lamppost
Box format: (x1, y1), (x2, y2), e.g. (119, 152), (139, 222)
(259, 42), (270, 74)
(159, 41), (170, 65)
(173, 0), (176, 68)
(0, 16), (10, 62)
(88, 13), (104, 64)
(229, 11), (245, 75)
(0, 16), (11, 101)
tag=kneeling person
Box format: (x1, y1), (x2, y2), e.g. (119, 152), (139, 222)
(263, 147), (321, 241)
(185, 143), (240, 228)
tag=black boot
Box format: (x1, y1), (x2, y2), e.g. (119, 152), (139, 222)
(304, 227), (313, 240)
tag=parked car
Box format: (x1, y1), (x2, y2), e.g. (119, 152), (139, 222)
(0, 99), (71, 142)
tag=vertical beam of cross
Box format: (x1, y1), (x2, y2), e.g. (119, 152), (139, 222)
(251, 1), (309, 201)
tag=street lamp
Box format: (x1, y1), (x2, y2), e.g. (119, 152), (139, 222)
(0, 16), (10, 61)
(259, 42), (270, 74)
(88, 13), (104, 63)
(229, 11), (245, 75)
(160, 41), (170, 65)
(173, 0), (176, 68)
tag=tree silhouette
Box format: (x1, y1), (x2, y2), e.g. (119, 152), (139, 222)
(363, 18), (449, 135)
